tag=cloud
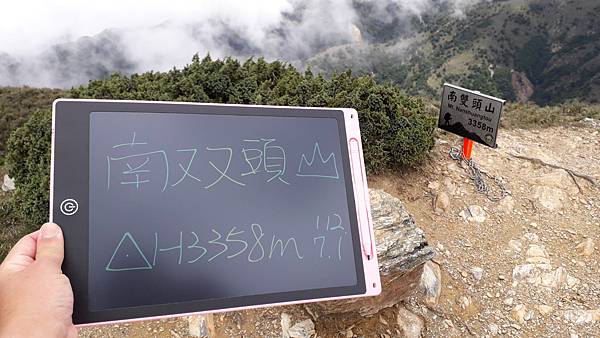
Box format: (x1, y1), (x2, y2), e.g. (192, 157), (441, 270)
(0, 0), (480, 88)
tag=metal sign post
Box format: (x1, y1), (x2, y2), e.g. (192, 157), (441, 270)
(438, 83), (508, 201)
(462, 137), (474, 160)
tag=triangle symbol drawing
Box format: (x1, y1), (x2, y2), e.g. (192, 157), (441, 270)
(105, 232), (153, 271)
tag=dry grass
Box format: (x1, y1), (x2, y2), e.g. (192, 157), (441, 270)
(501, 101), (600, 129)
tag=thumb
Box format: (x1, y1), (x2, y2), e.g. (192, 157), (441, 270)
(35, 223), (65, 270)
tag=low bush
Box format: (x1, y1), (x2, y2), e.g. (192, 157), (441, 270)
(5, 109), (52, 226)
(0, 87), (64, 161)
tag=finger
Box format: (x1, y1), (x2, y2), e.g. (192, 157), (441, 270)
(35, 223), (65, 271)
(0, 230), (40, 273)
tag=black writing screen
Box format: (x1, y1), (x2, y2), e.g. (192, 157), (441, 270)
(88, 112), (358, 311)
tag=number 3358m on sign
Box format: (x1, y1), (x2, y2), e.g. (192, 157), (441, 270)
(438, 83), (505, 148)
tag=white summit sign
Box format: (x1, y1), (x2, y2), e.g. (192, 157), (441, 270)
(438, 83), (505, 148)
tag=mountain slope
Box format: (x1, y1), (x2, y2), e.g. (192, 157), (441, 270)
(307, 0), (600, 105)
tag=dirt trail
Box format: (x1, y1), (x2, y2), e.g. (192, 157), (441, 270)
(82, 125), (599, 337)
(369, 125), (600, 337)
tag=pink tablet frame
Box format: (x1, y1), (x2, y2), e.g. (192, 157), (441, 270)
(50, 100), (381, 327)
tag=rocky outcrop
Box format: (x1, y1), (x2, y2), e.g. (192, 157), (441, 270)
(1, 174), (15, 192)
(314, 189), (434, 316)
(511, 71), (534, 103)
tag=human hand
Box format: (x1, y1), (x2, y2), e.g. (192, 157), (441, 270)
(0, 223), (76, 338)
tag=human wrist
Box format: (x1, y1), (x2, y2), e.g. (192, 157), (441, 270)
(0, 316), (63, 338)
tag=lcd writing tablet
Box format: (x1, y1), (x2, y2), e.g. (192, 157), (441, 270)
(50, 99), (380, 325)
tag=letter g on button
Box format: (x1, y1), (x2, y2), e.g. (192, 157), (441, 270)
(60, 199), (79, 216)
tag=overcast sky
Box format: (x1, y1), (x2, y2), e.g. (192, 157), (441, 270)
(0, 0), (294, 56)
(0, 0), (479, 87)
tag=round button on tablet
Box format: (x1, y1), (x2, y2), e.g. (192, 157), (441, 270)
(60, 199), (79, 216)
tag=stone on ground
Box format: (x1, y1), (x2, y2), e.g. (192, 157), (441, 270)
(188, 315), (210, 338)
(511, 304), (534, 323)
(470, 267), (484, 281)
(287, 319), (315, 338)
(459, 205), (486, 223)
(563, 309), (600, 325)
(434, 191), (451, 213)
(536, 305), (554, 316)
(525, 244), (550, 264)
(497, 195), (515, 214)
(576, 238), (595, 256)
(531, 185), (567, 210)
(397, 305), (424, 338)
(420, 261), (441, 306)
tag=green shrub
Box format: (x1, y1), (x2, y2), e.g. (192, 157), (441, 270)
(514, 36), (551, 86)
(0, 87), (64, 161)
(0, 191), (27, 260)
(5, 109), (52, 226)
(7, 55), (435, 225)
(389, 113), (437, 167)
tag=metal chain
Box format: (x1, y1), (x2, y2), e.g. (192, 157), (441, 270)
(449, 147), (509, 202)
